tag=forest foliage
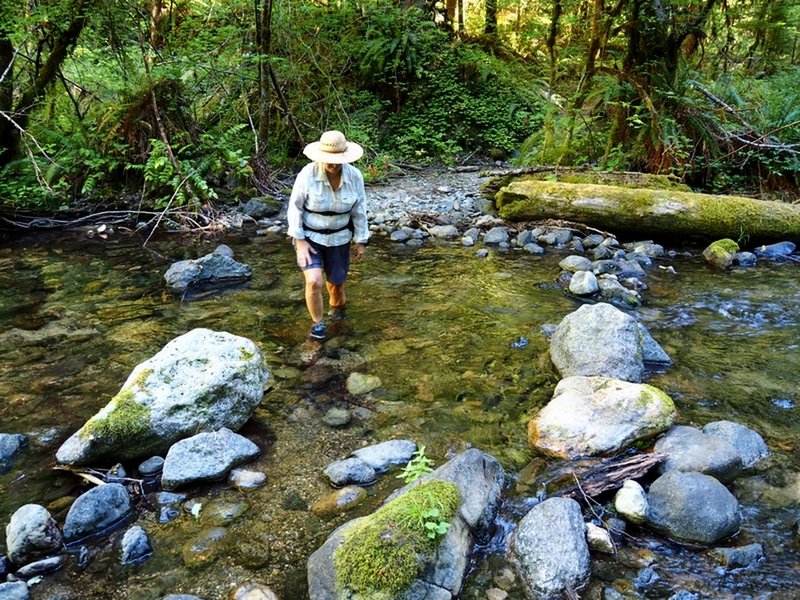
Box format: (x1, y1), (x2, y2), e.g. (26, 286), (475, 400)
(0, 0), (798, 213)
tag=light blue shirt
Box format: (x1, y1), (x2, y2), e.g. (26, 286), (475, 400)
(287, 162), (369, 246)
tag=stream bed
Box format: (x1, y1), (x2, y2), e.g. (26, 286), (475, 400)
(1, 229), (799, 599)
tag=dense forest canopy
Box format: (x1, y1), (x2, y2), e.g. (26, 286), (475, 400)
(0, 0), (798, 213)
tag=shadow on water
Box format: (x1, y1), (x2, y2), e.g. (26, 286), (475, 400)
(1, 230), (799, 598)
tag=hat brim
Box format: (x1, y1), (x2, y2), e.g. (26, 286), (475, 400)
(303, 141), (364, 164)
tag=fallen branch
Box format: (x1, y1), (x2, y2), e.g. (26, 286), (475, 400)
(557, 453), (665, 500)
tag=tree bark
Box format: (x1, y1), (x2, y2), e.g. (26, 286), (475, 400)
(0, 32), (14, 166)
(495, 179), (800, 242)
(484, 0), (498, 36)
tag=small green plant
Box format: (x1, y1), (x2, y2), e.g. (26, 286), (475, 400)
(421, 507), (451, 539)
(396, 445), (434, 483)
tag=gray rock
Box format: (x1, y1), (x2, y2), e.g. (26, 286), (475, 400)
(625, 241), (664, 258)
(592, 245), (615, 260)
(164, 248), (252, 294)
(0, 433), (26, 474)
(511, 497), (590, 598)
(322, 408), (351, 428)
(0, 582), (29, 600)
(345, 372), (382, 395)
(405, 238), (424, 248)
(625, 251), (653, 266)
(13, 555), (66, 579)
(5, 504), (63, 565)
(702, 420), (771, 470)
(483, 227), (509, 245)
(753, 241), (796, 258)
(138, 456), (164, 476)
(523, 243), (545, 255)
(475, 248), (490, 258)
(351, 440), (417, 473)
(515, 229), (533, 247)
(461, 236), (474, 247)
(120, 525), (152, 565)
(538, 228), (573, 246)
(597, 276), (641, 307)
(56, 328), (269, 466)
(560, 255), (593, 273)
(63, 483), (132, 543)
(710, 543), (764, 569)
(390, 228), (412, 242)
(654, 425), (744, 483)
(550, 303), (670, 382)
(240, 197), (280, 219)
(637, 323), (673, 364)
(733, 252), (757, 267)
(585, 522), (615, 553)
(568, 271), (599, 295)
(161, 428), (260, 490)
(646, 471), (741, 545)
(530, 376), (675, 459)
(582, 233), (605, 248)
(428, 225), (459, 239)
(463, 227), (480, 242)
(322, 457), (376, 487)
(568, 238), (585, 253)
(634, 565), (660, 589)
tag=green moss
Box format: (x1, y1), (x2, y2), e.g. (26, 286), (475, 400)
(239, 347), (256, 362)
(129, 367), (153, 390)
(333, 480), (460, 597)
(83, 390), (151, 442)
(640, 384), (676, 426)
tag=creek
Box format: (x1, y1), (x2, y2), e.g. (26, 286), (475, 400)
(1, 229), (799, 599)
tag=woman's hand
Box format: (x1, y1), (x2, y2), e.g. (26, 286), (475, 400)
(352, 243), (366, 260)
(295, 239), (317, 267)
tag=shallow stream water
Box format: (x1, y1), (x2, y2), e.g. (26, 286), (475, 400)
(1, 229), (799, 599)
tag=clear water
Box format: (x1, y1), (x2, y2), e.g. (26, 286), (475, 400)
(1, 230), (799, 599)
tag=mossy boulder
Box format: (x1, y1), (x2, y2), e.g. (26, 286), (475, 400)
(56, 329), (269, 466)
(308, 448), (506, 600)
(702, 238), (740, 270)
(494, 180), (800, 243)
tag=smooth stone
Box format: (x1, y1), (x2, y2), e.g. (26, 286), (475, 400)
(428, 225), (459, 239)
(310, 486), (368, 518)
(614, 480), (648, 524)
(345, 372), (382, 395)
(0, 582), (29, 600)
(351, 439), (417, 472)
(702, 420), (771, 470)
(181, 527), (228, 567)
(559, 255), (593, 273)
(4, 504), (63, 565)
(322, 458), (376, 487)
(569, 271), (599, 295)
(483, 227), (510, 245)
(120, 525), (152, 565)
(586, 523), (615, 553)
(63, 483), (132, 543)
(227, 469), (267, 490)
(13, 555), (66, 578)
(138, 456), (165, 476)
(523, 242), (545, 255)
(475, 248), (490, 258)
(322, 408), (351, 428)
(654, 425), (744, 483)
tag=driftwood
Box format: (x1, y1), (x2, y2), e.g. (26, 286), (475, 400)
(496, 179), (800, 243)
(535, 452), (665, 500)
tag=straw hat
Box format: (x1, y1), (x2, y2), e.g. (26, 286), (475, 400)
(303, 130), (363, 164)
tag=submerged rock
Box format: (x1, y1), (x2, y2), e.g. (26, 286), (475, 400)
(0, 433), (27, 474)
(710, 543), (764, 570)
(511, 497), (591, 598)
(56, 328), (269, 466)
(529, 376), (676, 458)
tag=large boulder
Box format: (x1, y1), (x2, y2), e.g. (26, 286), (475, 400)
(529, 376), (676, 458)
(511, 497), (591, 598)
(654, 426), (744, 483)
(550, 303), (671, 383)
(164, 245), (252, 294)
(308, 449), (505, 600)
(646, 471), (741, 545)
(56, 329), (268, 466)
(5, 504), (63, 566)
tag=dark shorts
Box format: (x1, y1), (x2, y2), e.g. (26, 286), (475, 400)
(301, 239), (351, 285)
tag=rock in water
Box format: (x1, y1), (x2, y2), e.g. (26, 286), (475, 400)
(164, 245), (252, 294)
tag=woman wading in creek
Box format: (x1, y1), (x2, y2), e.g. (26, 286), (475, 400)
(287, 130), (369, 340)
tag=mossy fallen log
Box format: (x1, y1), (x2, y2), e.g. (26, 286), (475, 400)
(495, 180), (800, 243)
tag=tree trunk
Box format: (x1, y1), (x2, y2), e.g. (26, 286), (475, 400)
(255, 0), (274, 163)
(484, 0), (497, 36)
(2, 0), (93, 167)
(495, 179), (800, 243)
